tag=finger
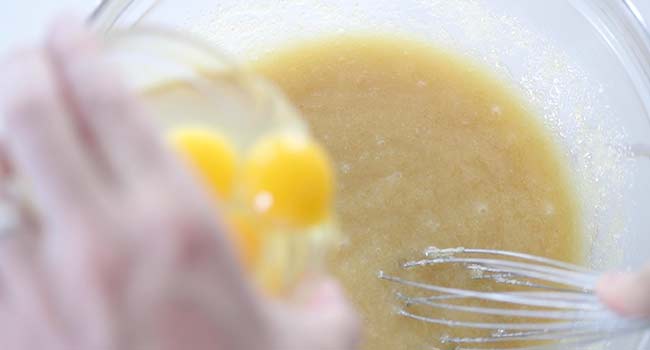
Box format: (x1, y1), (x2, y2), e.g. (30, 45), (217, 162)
(274, 277), (361, 350)
(0, 229), (39, 305)
(0, 181), (45, 303)
(0, 176), (40, 301)
(0, 230), (66, 350)
(596, 268), (650, 317)
(0, 49), (102, 226)
(0, 182), (39, 237)
(0, 142), (14, 179)
(46, 17), (170, 184)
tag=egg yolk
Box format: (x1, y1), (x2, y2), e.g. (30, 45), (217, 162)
(170, 127), (237, 199)
(243, 133), (333, 228)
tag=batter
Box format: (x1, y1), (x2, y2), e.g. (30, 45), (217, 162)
(253, 36), (582, 349)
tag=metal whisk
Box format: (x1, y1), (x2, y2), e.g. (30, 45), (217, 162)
(378, 247), (650, 349)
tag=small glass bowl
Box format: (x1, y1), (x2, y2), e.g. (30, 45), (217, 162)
(104, 27), (338, 295)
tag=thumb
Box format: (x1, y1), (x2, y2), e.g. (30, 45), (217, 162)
(597, 266), (650, 317)
(272, 277), (362, 350)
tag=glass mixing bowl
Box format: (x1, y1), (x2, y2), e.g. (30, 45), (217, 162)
(91, 0), (650, 348)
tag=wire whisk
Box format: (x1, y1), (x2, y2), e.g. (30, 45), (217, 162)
(378, 247), (650, 349)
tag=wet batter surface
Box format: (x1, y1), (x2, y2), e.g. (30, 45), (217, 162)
(254, 36), (582, 349)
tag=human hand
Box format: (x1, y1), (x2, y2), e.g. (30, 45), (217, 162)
(0, 18), (360, 350)
(597, 267), (650, 318)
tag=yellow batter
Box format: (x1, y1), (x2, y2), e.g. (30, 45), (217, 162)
(252, 36), (582, 349)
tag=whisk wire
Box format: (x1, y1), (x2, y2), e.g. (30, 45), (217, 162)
(397, 293), (610, 320)
(378, 272), (600, 310)
(424, 247), (591, 273)
(403, 257), (597, 290)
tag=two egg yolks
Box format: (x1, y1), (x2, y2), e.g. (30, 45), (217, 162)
(170, 127), (333, 267)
